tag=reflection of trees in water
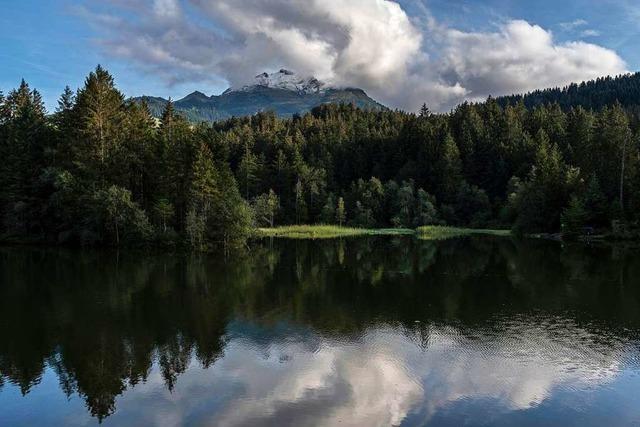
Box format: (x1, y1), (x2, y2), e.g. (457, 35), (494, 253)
(0, 238), (639, 420)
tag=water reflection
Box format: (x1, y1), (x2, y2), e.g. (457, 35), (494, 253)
(0, 237), (639, 426)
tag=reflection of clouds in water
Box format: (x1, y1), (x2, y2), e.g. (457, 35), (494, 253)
(99, 321), (626, 427)
(413, 321), (622, 420)
(211, 332), (423, 427)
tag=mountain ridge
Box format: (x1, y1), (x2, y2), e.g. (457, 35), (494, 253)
(135, 69), (386, 122)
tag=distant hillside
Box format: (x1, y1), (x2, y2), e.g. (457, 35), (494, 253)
(495, 73), (640, 110)
(135, 69), (386, 122)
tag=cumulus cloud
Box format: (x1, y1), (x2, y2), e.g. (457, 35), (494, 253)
(83, 0), (628, 111)
(439, 20), (627, 103)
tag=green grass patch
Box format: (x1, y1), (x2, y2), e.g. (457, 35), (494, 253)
(255, 225), (510, 240)
(255, 225), (414, 240)
(416, 226), (511, 240)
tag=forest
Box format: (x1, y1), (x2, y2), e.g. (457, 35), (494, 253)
(496, 72), (640, 112)
(1, 66), (639, 249)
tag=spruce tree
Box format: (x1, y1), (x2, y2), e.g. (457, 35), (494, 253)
(72, 65), (126, 181)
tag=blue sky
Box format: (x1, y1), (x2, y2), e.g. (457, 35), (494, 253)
(420, 0), (640, 61)
(0, 0), (202, 110)
(1, 0), (638, 112)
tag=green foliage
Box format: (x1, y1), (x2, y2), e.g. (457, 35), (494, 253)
(252, 190), (280, 228)
(497, 72), (640, 111)
(238, 141), (260, 199)
(92, 185), (152, 245)
(453, 182), (492, 227)
(349, 178), (385, 227)
(321, 194), (336, 224)
(561, 195), (588, 239)
(1, 66), (640, 247)
(391, 181), (415, 228)
(188, 143), (253, 249)
(582, 176), (608, 227)
(72, 66), (126, 180)
(153, 199), (175, 233)
(185, 208), (206, 250)
(512, 132), (580, 233)
(336, 197), (346, 227)
(212, 191), (253, 249)
(414, 189), (440, 227)
(294, 179), (306, 224)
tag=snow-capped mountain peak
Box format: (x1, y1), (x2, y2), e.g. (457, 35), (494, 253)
(227, 69), (327, 94)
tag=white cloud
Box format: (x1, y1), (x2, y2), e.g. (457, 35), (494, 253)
(438, 20), (627, 104)
(85, 1), (628, 112)
(559, 19), (588, 31)
(581, 29), (601, 37)
(153, 0), (181, 20)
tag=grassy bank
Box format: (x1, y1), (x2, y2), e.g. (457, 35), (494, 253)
(255, 225), (510, 240)
(255, 225), (414, 239)
(416, 226), (511, 240)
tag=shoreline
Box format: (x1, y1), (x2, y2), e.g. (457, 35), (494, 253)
(255, 225), (511, 240)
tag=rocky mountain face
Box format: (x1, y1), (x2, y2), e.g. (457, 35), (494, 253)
(135, 69), (386, 122)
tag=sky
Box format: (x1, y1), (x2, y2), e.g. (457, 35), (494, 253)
(1, 0), (639, 112)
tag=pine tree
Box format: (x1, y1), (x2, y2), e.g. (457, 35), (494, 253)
(419, 103), (430, 118)
(0, 79), (48, 235)
(238, 142), (259, 200)
(157, 99), (192, 230)
(57, 86), (75, 113)
(72, 65), (126, 181)
(514, 130), (575, 232)
(161, 98), (175, 127)
(439, 133), (463, 198)
(190, 143), (218, 218)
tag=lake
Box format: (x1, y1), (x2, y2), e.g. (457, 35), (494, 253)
(1, 236), (639, 426)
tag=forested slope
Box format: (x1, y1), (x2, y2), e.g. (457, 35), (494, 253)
(496, 72), (640, 112)
(1, 67), (638, 248)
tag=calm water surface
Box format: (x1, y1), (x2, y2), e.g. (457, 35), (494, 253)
(1, 237), (639, 426)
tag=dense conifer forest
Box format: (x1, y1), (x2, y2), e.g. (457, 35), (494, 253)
(1, 66), (639, 248)
(496, 72), (640, 112)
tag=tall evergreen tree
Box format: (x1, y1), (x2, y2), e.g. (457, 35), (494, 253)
(72, 65), (125, 182)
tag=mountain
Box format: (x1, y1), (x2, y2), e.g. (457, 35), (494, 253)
(135, 69), (387, 122)
(495, 72), (640, 111)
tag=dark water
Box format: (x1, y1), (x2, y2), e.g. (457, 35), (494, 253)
(1, 237), (640, 427)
